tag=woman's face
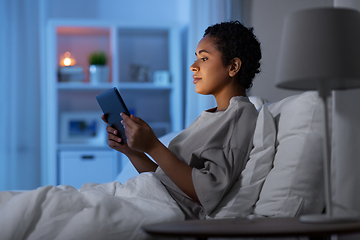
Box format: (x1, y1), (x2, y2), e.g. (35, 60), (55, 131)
(190, 35), (232, 96)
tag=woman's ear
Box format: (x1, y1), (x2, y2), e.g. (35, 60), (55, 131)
(229, 58), (242, 77)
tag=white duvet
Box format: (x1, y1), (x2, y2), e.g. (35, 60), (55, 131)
(0, 173), (185, 240)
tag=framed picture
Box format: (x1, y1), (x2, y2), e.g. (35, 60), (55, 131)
(60, 111), (106, 145)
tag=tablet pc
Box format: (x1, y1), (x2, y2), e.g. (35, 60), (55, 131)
(96, 87), (130, 143)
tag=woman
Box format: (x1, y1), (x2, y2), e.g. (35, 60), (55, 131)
(103, 20), (262, 219)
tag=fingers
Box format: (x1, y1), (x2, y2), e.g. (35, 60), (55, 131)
(106, 125), (118, 136)
(120, 113), (138, 149)
(121, 113), (138, 142)
(119, 113), (157, 153)
(120, 113), (133, 137)
(106, 125), (125, 150)
(130, 114), (142, 123)
(121, 113), (148, 129)
(129, 114), (147, 127)
(103, 115), (122, 146)
(101, 115), (109, 125)
(103, 114), (132, 153)
(107, 138), (122, 149)
(121, 113), (136, 128)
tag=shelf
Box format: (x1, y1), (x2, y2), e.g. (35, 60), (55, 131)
(57, 26), (110, 36)
(57, 82), (114, 90)
(56, 26), (112, 83)
(42, 20), (183, 187)
(118, 82), (172, 90)
(57, 82), (172, 90)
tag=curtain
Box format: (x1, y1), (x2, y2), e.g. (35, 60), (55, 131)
(0, 0), (41, 190)
(185, 0), (241, 127)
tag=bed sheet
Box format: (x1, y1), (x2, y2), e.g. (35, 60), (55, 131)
(0, 172), (184, 240)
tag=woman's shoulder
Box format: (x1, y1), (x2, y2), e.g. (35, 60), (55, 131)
(229, 96), (258, 118)
(225, 97), (258, 150)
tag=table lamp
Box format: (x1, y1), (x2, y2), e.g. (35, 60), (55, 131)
(276, 7), (360, 223)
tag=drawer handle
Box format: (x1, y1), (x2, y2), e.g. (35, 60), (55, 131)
(81, 155), (94, 160)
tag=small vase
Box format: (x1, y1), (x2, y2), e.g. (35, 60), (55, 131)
(89, 65), (109, 84)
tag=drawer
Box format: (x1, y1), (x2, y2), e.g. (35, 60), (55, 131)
(59, 150), (118, 188)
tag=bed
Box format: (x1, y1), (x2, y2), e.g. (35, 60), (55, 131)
(0, 91), (326, 240)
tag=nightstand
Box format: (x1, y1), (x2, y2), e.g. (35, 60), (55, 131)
(144, 217), (360, 240)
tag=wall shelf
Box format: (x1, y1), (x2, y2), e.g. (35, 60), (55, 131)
(57, 82), (172, 90)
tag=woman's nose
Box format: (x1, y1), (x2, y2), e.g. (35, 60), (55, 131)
(190, 63), (199, 72)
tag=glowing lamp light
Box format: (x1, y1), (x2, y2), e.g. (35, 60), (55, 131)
(60, 52), (76, 66)
(63, 58), (71, 66)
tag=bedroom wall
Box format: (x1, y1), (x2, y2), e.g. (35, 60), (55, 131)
(331, 1), (360, 239)
(243, 0), (334, 102)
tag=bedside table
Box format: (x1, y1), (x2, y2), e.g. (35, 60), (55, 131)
(144, 217), (360, 240)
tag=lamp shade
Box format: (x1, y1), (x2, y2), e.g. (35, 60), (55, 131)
(276, 8), (360, 90)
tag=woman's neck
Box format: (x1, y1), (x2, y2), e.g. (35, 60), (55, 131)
(214, 87), (246, 112)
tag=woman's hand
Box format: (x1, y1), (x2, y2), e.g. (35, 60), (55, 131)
(101, 114), (133, 155)
(121, 113), (159, 153)
(101, 114), (159, 173)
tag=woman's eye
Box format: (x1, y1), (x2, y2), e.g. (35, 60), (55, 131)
(201, 57), (208, 61)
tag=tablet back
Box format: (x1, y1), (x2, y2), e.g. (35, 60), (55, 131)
(96, 87), (130, 143)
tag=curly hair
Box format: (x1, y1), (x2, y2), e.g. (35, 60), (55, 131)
(204, 21), (262, 89)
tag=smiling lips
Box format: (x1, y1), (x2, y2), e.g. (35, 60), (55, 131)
(193, 76), (201, 84)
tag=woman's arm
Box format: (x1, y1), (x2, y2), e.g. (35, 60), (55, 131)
(121, 114), (200, 203)
(102, 115), (158, 173)
(148, 140), (200, 203)
(122, 148), (158, 173)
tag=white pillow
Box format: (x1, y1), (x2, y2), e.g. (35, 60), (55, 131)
(254, 91), (326, 217)
(208, 105), (276, 218)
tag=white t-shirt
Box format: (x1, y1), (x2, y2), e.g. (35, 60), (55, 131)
(154, 96), (258, 219)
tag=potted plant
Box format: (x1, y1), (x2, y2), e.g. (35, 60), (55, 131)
(88, 51), (109, 84)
